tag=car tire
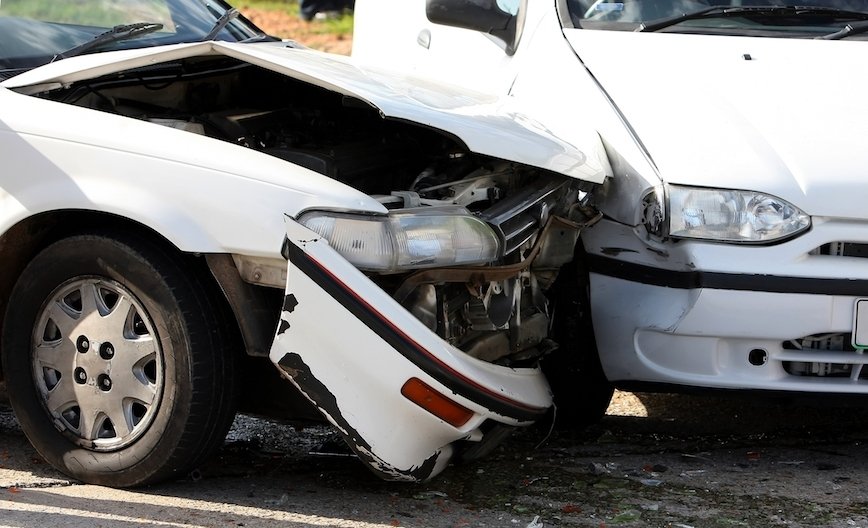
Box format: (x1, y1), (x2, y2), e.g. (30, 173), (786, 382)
(544, 251), (614, 429)
(1, 232), (237, 487)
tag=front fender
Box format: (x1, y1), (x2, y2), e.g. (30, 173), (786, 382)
(0, 87), (385, 258)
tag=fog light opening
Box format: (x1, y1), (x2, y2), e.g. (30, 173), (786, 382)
(748, 348), (768, 366)
(401, 378), (474, 428)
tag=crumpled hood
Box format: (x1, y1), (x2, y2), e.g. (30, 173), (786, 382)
(2, 40), (607, 184)
(565, 29), (868, 218)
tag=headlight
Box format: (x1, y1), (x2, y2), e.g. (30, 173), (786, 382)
(298, 207), (501, 272)
(668, 185), (810, 243)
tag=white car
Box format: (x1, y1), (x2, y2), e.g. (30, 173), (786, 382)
(353, 1), (868, 403)
(0, 0), (607, 486)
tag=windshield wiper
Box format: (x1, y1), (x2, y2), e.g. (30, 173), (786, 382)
(54, 22), (164, 61)
(817, 19), (868, 39)
(201, 8), (240, 41)
(636, 5), (868, 32)
(239, 33), (283, 43)
(636, 6), (725, 31)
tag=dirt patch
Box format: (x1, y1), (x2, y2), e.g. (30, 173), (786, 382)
(239, 6), (353, 55)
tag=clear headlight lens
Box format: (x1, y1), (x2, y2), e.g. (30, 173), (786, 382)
(298, 207), (501, 272)
(668, 185), (810, 243)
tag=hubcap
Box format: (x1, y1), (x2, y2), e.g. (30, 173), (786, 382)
(32, 278), (164, 451)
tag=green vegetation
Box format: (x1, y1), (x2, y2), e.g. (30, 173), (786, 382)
(238, 0), (301, 14)
(312, 11), (353, 37)
(0, 0), (173, 28)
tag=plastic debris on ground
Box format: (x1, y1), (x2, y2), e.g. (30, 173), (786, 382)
(525, 515), (544, 528)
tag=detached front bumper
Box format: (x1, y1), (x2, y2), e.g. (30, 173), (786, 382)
(269, 220), (551, 481)
(585, 217), (868, 394)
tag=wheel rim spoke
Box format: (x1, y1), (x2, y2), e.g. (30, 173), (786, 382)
(112, 336), (157, 374)
(35, 340), (75, 372)
(77, 407), (100, 442)
(44, 377), (77, 414)
(104, 399), (133, 439)
(79, 282), (100, 319)
(103, 294), (135, 336)
(42, 300), (79, 342)
(113, 369), (157, 406)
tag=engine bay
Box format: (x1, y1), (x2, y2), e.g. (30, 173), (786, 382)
(38, 56), (591, 365)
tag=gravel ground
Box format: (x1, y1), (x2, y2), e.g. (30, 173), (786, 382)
(4, 390), (868, 527)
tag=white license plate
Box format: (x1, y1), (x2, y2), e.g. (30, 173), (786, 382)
(853, 299), (868, 349)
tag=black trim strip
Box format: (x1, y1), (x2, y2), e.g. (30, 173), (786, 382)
(287, 241), (547, 422)
(588, 254), (868, 296)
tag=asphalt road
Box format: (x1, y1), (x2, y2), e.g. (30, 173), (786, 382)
(3, 391), (868, 527)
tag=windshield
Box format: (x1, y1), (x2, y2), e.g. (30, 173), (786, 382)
(0, 0), (264, 77)
(565, 0), (868, 36)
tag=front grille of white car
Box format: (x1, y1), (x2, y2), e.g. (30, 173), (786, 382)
(815, 242), (868, 258)
(781, 333), (868, 379)
(765, 244), (868, 380)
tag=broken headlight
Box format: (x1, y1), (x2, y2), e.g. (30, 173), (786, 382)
(298, 207), (501, 272)
(668, 185), (810, 243)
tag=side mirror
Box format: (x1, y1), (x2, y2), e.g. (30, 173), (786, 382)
(426, 0), (521, 55)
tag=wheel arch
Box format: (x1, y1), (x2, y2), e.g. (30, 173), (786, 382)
(0, 210), (262, 381)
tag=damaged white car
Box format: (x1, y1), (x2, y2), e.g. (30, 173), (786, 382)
(353, 1), (868, 408)
(0, 0), (609, 486)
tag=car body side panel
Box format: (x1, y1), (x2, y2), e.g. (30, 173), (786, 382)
(270, 219), (552, 480)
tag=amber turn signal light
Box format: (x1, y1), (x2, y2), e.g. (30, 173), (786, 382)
(401, 377), (474, 427)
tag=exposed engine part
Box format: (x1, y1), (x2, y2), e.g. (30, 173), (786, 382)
(375, 169), (593, 366)
(378, 167), (592, 365)
(393, 213), (597, 365)
(41, 56), (598, 367)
